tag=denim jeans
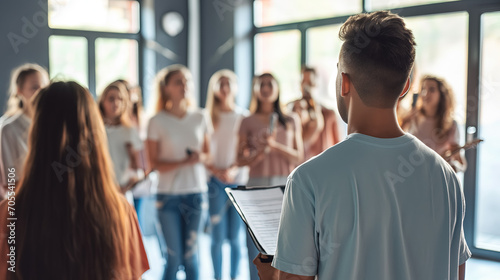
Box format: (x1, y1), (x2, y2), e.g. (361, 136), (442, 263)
(207, 176), (244, 279)
(156, 193), (207, 280)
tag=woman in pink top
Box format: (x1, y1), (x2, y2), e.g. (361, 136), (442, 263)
(402, 75), (466, 172)
(237, 73), (303, 280)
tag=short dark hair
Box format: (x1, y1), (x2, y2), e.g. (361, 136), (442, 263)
(339, 11), (416, 107)
(301, 65), (317, 75)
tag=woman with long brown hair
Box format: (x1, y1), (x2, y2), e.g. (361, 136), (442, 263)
(402, 75), (466, 171)
(0, 81), (149, 279)
(237, 73), (303, 280)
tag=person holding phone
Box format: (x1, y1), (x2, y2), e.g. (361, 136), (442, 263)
(146, 65), (211, 280)
(237, 73), (303, 280)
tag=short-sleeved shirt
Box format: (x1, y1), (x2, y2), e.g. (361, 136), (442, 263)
(407, 116), (460, 155)
(238, 113), (299, 178)
(209, 107), (249, 185)
(272, 133), (471, 279)
(0, 197), (149, 279)
(147, 110), (211, 194)
(105, 124), (143, 186)
(0, 113), (30, 184)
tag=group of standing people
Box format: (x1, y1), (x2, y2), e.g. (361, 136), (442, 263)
(0, 58), (466, 280)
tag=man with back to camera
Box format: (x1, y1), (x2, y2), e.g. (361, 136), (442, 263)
(253, 11), (470, 280)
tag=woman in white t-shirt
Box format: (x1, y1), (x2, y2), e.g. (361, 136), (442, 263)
(98, 82), (143, 196)
(0, 63), (49, 199)
(205, 69), (249, 280)
(147, 65), (211, 280)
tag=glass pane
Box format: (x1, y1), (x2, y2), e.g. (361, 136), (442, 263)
(49, 0), (140, 33)
(95, 38), (138, 94)
(366, 0), (457, 11)
(476, 11), (500, 252)
(49, 35), (88, 87)
(254, 0), (361, 27)
(306, 25), (342, 111)
(254, 30), (301, 104)
(404, 13), (468, 146)
(306, 24), (347, 137)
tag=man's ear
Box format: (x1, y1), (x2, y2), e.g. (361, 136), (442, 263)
(400, 77), (411, 98)
(341, 72), (351, 97)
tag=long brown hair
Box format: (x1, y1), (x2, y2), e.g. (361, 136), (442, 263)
(205, 69), (238, 129)
(153, 64), (193, 113)
(13, 81), (132, 280)
(5, 63), (49, 116)
(417, 75), (456, 138)
(98, 81), (133, 127)
(249, 73), (288, 128)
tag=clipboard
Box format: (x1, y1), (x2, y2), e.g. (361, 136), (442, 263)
(225, 185), (285, 256)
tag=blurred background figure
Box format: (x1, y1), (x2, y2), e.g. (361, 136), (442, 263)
(147, 65), (211, 280)
(402, 75), (467, 172)
(237, 73), (303, 280)
(205, 69), (249, 280)
(98, 81), (144, 203)
(288, 66), (340, 161)
(0, 63), (49, 199)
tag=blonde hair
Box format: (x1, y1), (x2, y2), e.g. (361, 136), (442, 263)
(153, 64), (194, 113)
(5, 63), (49, 116)
(205, 69), (238, 129)
(98, 81), (133, 127)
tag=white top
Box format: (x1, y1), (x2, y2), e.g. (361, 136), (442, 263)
(0, 113), (30, 184)
(209, 107), (249, 185)
(105, 124), (143, 186)
(272, 133), (471, 280)
(147, 110), (212, 194)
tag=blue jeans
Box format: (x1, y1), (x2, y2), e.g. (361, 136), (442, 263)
(208, 176), (244, 279)
(157, 193), (206, 280)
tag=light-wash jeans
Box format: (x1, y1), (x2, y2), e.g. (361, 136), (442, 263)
(156, 193), (207, 280)
(207, 176), (245, 279)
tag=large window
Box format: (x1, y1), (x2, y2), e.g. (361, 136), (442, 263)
(254, 0), (361, 27)
(254, 30), (301, 103)
(48, 0), (140, 96)
(253, 0), (500, 260)
(49, 35), (89, 86)
(476, 11), (500, 253)
(49, 0), (140, 33)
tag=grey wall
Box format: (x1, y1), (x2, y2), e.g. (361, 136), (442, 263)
(0, 0), (251, 111)
(0, 0), (50, 113)
(199, 0), (235, 107)
(153, 0), (189, 72)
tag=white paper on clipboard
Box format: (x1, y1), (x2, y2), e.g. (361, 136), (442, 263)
(225, 186), (284, 255)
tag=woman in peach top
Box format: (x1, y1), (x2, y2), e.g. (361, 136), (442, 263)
(237, 73), (303, 280)
(0, 81), (149, 280)
(402, 75), (466, 172)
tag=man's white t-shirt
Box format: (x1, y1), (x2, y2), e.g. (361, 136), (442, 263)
(105, 124), (143, 186)
(272, 133), (471, 280)
(0, 113), (30, 184)
(210, 107), (249, 185)
(147, 110), (211, 194)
